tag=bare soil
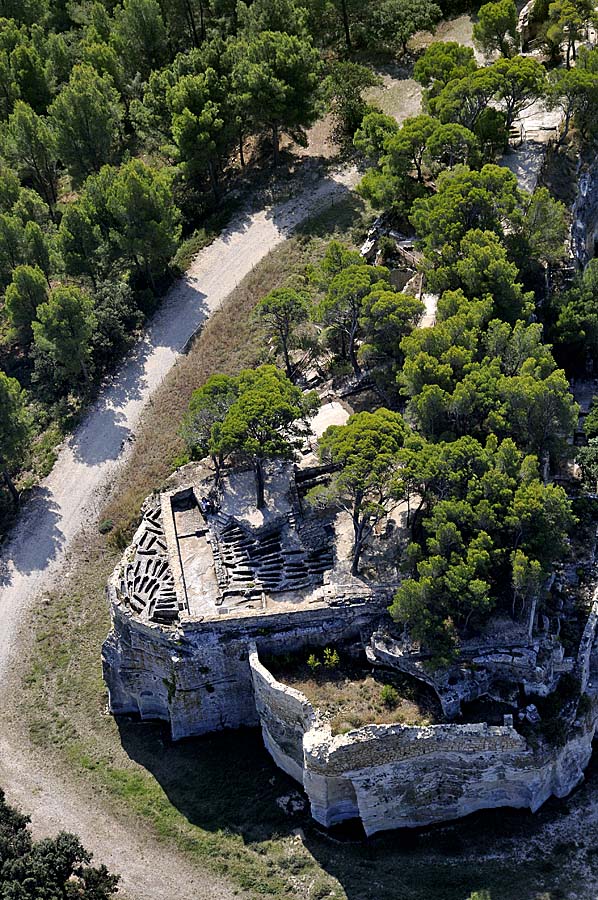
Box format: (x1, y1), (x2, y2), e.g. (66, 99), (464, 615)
(364, 15), (478, 123)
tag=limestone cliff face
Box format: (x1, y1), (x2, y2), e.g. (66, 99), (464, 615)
(303, 721), (595, 835)
(249, 647), (598, 836)
(102, 578), (377, 740)
(102, 606), (259, 739)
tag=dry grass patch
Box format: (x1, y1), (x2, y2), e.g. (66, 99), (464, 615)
(290, 672), (435, 734)
(269, 652), (439, 735)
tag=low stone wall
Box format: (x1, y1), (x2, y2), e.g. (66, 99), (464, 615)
(250, 648), (316, 783)
(249, 650), (598, 836)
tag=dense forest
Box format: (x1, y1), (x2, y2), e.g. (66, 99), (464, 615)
(180, 0), (598, 660)
(0, 0), (461, 531)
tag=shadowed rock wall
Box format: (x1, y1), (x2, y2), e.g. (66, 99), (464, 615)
(102, 586), (377, 740)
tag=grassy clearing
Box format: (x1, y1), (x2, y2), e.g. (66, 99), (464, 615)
(16, 192), (589, 900)
(268, 652), (438, 734)
(288, 672), (434, 734)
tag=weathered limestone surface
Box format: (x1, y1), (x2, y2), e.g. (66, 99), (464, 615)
(304, 722), (595, 835)
(104, 476), (598, 835)
(572, 159), (598, 267)
(249, 648), (598, 836)
(251, 652), (316, 783)
(102, 596), (376, 740)
(576, 598), (598, 692)
(368, 629), (569, 718)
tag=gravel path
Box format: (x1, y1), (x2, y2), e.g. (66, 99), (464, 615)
(0, 164), (358, 899)
(0, 734), (234, 900)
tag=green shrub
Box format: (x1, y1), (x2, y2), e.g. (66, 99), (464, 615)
(377, 234), (396, 262)
(381, 684), (399, 709)
(323, 647), (339, 669)
(307, 653), (321, 672)
(171, 452), (190, 469)
(98, 518), (114, 534)
(108, 523), (134, 550)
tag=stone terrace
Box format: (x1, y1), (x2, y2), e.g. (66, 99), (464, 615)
(113, 459), (375, 627)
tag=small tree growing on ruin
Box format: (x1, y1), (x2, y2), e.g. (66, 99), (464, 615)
(181, 373), (239, 478)
(255, 287), (309, 381)
(511, 549), (543, 640)
(309, 409), (406, 575)
(219, 365), (318, 508)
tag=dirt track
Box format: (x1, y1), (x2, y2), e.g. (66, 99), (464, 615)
(0, 164), (358, 899)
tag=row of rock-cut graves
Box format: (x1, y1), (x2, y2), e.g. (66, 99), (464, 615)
(209, 512), (334, 607)
(119, 502), (183, 625)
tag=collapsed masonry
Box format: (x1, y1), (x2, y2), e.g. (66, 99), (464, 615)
(103, 459), (598, 835)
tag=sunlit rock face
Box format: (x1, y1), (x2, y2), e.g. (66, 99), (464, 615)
(572, 163), (598, 269)
(103, 462), (598, 835)
(250, 649), (598, 836)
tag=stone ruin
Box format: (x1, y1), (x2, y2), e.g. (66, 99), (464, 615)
(103, 456), (598, 836)
(117, 502), (180, 625)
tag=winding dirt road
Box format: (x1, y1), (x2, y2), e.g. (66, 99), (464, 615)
(0, 164), (358, 899)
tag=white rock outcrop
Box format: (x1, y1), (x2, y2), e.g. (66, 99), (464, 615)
(250, 647), (598, 836)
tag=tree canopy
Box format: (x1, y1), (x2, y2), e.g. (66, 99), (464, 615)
(33, 286), (96, 385)
(0, 788), (119, 898)
(473, 0), (519, 57)
(255, 287), (310, 380)
(183, 365), (318, 507)
(391, 434), (572, 661)
(310, 408), (407, 573)
(0, 371), (29, 504)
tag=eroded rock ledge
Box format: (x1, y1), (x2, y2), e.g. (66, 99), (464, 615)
(250, 646), (598, 835)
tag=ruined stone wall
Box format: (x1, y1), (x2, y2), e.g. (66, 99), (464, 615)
(303, 721), (596, 835)
(103, 584), (378, 740)
(249, 651), (598, 836)
(102, 604), (260, 739)
(250, 648), (316, 783)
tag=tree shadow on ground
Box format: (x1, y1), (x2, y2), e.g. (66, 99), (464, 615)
(0, 487), (64, 585)
(116, 715), (592, 900)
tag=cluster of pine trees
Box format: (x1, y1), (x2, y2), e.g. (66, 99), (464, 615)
(180, 0), (598, 659)
(0, 0), (449, 525)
